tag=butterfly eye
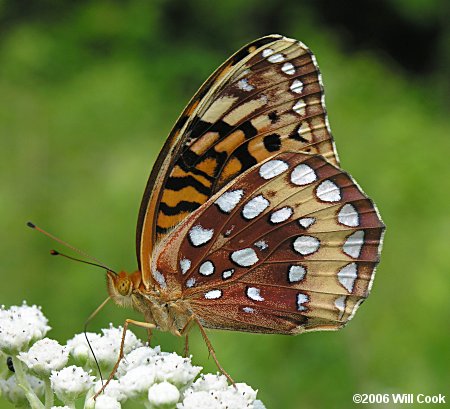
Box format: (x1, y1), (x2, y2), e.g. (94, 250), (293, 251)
(117, 278), (131, 296)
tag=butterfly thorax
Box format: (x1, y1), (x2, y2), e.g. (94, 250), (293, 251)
(106, 270), (192, 336)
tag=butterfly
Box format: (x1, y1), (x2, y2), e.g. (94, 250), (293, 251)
(105, 34), (385, 382)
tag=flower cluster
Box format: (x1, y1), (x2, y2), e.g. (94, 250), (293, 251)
(0, 303), (265, 408)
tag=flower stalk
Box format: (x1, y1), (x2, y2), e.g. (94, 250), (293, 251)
(11, 356), (44, 409)
(43, 378), (53, 408)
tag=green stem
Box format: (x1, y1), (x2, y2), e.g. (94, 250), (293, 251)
(44, 378), (54, 409)
(0, 352), (8, 378)
(83, 387), (95, 409)
(11, 356), (45, 409)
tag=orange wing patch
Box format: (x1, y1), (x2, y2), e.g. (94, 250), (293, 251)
(137, 35), (339, 287)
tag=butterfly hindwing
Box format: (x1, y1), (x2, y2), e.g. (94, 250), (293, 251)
(137, 35), (338, 286)
(153, 152), (384, 334)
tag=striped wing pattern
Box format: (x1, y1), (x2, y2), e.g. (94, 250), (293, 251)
(153, 152), (384, 334)
(137, 35), (337, 284)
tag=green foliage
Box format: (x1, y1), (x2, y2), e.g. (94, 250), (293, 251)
(1, 1), (448, 408)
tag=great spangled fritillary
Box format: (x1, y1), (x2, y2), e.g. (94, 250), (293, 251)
(107, 34), (385, 377)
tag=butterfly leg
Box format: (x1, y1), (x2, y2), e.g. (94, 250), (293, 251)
(93, 318), (156, 400)
(179, 315), (195, 357)
(193, 316), (235, 386)
(147, 328), (153, 346)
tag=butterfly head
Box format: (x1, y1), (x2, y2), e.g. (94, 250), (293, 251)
(106, 270), (141, 308)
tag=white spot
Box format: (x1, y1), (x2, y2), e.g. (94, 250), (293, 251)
(262, 48), (274, 57)
(281, 62), (295, 75)
(237, 78), (254, 92)
(270, 207), (293, 224)
(296, 293), (309, 311)
(298, 217), (316, 228)
(316, 180), (341, 202)
(204, 289), (222, 300)
(293, 235), (320, 255)
(199, 261), (215, 276)
(288, 265), (307, 282)
(180, 258), (191, 274)
(259, 160), (289, 179)
(189, 225), (214, 247)
(215, 189), (244, 213)
(152, 270), (166, 289)
(338, 204), (359, 227)
(293, 99), (306, 115)
(186, 277), (196, 288)
(290, 79), (303, 94)
(338, 263), (358, 292)
(343, 231), (365, 258)
(247, 287), (264, 302)
(335, 295), (346, 319)
(254, 240), (268, 250)
(231, 248), (259, 267)
(297, 122), (311, 137)
(243, 307), (255, 313)
(291, 164), (317, 185)
(267, 53), (285, 63)
(222, 269), (235, 279)
(242, 195), (270, 219)
(259, 94), (269, 104)
(224, 225), (235, 236)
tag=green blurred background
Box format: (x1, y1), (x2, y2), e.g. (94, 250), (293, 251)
(1, 0), (449, 408)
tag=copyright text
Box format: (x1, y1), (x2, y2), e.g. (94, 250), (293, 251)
(352, 393), (446, 404)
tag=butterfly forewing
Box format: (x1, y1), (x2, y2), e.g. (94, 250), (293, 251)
(153, 152), (384, 334)
(137, 35), (338, 286)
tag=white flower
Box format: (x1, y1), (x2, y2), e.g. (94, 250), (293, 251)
(0, 374), (44, 407)
(92, 379), (126, 402)
(0, 318), (34, 354)
(147, 381), (180, 408)
(0, 307), (266, 409)
(0, 303), (50, 354)
(190, 373), (228, 392)
(217, 388), (252, 409)
(66, 332), (101, 365)
(180, 382), (260, 409)
(253, 400), (266, 409)
(215, 383), (258, 408)
(101, 325), (142, 355)
(15, 303), (51, 340)
(95, 395), (122, 409)
(177, 391), (222, 409)
(50, 365), (94, 404)
(153, 353), (201, 388)
(234, 382), (258, 403)
(18, 338), (69, 377)
(118, 365), (156, 400)
(71, 331), (115, 371)
(116, 345), (161, 377)
(67, 325), (142, 372)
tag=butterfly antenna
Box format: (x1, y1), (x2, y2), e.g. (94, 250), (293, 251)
(27, 221), (117, 275)
(49, 250), (117, 275)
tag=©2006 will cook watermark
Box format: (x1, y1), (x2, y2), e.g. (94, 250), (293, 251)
(352, 393), (446, 405)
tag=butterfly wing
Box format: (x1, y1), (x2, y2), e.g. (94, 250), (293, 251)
(153, 152), (384, 333)
(137, 35), (338, 285)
